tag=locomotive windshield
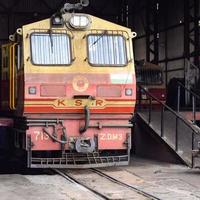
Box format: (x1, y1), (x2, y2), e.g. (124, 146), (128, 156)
(136, 68), (163, 85)
(87, 34), (127, 66)
(30, 33), (71, 65)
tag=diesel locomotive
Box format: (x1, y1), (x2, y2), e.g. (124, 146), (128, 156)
(0, 1), (136, 168)
(136, 61), (166, 107)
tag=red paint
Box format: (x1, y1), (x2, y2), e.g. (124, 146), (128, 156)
(28, 119), (129, 151)
(40, 84), (66, 97)
(148, 88), (166, 101)
(22, 73), (136, 115)
(0, 68), (136, 157)
(24, 106), (134, 114)
(180, 111), (200, 121)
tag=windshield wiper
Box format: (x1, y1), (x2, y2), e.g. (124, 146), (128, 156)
(48, 29), (54, 53)
(90, 30), (107, 47)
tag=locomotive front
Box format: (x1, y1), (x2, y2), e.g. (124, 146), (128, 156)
(3, 8), (136, 168)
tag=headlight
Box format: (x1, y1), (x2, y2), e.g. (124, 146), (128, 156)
(29, 87), (37, 95)
(125, 88), (133, 96)
(69, 15), (90, 29)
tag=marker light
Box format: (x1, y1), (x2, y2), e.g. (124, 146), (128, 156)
(161, 94), (165, 98)
(125, 88), (133, 96)
(69, 15), (90, 29)
(29, 87), (37, 95)
(51, 14), (64, 26)
(54, 17), (62, 23)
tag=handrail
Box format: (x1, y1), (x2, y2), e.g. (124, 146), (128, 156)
(12, 43), (17, 110)
(177, 81), (200, 124)
(138, 85), (200, 167)
(185, 58), (199, 73)
(9, 45), (13, 110)
(178, 81), (200, 100)
(138, 85), (199, 135)
(185, 59), (199, 105)
(9, 43), (17, 110)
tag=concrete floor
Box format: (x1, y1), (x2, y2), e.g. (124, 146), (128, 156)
(126, 158), (200, 200)
(0, 158), (199, 200)
(0, 173), (104, 200)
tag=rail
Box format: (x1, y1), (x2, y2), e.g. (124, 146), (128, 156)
(137, 85), (200, 167)
(54, 169), (109, 200)
(55, 168), (161, 200)
(177, 81), (200, 124)
(91, 169), (161, 200)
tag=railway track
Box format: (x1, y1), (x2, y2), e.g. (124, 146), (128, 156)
(90, 168), (161, 200)
(54, 168), (162, 200)
(53, 169), (108, 200)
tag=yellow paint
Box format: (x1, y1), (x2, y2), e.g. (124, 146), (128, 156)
(21, 13), (135, 75)
(1, 43), (18, 110)
(25, 99), (135, 109)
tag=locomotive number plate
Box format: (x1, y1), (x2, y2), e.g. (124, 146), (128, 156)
(34, 131), (49, 141)
(99, 133), (123, 141)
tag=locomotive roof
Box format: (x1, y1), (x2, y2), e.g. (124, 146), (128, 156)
(21, 12), (133, 34)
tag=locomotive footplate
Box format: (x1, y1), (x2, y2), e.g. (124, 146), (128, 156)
(26, 134), (131, 168)
(29, 152), (130, 168)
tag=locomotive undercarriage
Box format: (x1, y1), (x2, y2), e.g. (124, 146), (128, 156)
(13, 116), (132, 168)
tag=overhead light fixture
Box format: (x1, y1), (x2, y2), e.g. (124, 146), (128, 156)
(69, 15), (91, 29)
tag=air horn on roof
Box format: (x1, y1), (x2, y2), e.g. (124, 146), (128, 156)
(61, 0), (89, 13)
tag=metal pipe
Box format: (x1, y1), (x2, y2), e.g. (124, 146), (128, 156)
(43, 127), (67, 144)
(138, 87), (142, 111)
(27, 119), (63, 123)
(28, 123), (133, 128)
(161, 106), (164, 137)
(192, 96), (196, 124)
(177, 85), (180, 112)
(175, 117), (178, 151)
(89, 124), (133, 128)
(28, 123), (58, 126)
(126, 0), (129, 27)
(191, 131), (194, 168)
(79, 105), (90, 133)
(148, 97), (152, 124)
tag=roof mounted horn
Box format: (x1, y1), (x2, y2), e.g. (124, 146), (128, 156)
(80, 0), (89, 7)
(61, 0), (89, 13)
